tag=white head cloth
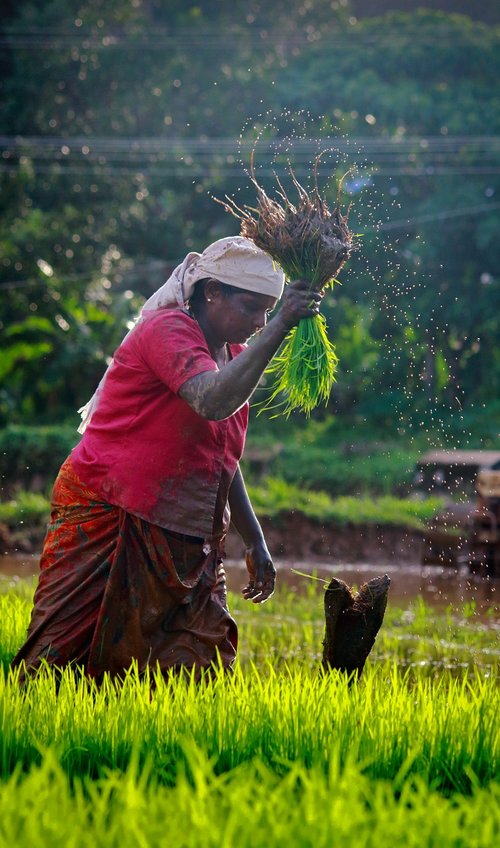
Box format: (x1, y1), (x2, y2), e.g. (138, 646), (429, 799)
(77, 236), (284, 433)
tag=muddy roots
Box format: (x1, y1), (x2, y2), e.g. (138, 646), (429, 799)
(322, 574), (390, 680)
(217, 150), (354, 290)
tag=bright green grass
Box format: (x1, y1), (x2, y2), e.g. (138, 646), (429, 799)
(2, 576), (497, 674)
(0, 750), (498, 848)
(1, 658), (498, 789)
(246, 478), (443, 528)
(0, 578), (498, 847)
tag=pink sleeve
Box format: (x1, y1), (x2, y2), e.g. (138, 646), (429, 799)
(137, 311), (217, 393)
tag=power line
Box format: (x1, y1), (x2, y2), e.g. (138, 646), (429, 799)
(1, 164), (499, 178)
(0, 25), (488, 50)
(2, 135), (499, 151)
(0, 272), (91, 290)
(367, 201), (500, 232)
(0, 260), (171, 290)
(1, 135), (499, 178)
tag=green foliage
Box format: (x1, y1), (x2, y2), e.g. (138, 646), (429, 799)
(0, 257), (141, 425)
(0, 480), (440, 546)
(274, 10), (500, 423)
(0, 2), (498, 434)
(0, 491), (50, 525)
(0, 425), (77, 491)
(244, 423), (422, 495)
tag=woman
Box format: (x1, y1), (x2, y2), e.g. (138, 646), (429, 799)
(12, 236), (321, 681)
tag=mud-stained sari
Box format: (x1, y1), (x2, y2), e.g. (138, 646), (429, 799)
(12, 457), (237, 680)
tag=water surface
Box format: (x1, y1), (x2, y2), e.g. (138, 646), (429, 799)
(2, 552), (498, 621)
(228, 559), (499, 620)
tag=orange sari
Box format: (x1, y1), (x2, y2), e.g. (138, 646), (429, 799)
(12, 457), (237, 680)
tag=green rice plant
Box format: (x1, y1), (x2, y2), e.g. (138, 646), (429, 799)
(233, 585), (500, 675)
(1, 575), (498, 674)
(0, 650), (498, 790)
(0, 590), (32, 672)
(262, 312), (339, 416)
(0, 748), (499, 848)
(219, 152), (354, 416)
(0, 580), (499, 845)
(1, 578), (498, 676)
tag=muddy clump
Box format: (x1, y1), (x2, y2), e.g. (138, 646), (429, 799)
(322, 574), (390, 680)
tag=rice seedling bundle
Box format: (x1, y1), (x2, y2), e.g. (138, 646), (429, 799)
(219, 151), (354, 416)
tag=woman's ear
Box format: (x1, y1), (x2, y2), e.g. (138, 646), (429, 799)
(205, 279), (223, 303)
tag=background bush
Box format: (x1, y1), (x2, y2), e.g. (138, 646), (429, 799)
(0, 425), (78, 495)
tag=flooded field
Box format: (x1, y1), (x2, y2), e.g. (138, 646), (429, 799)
(249, 559), (500, 620)
(1, 550), (498, 848)
(2, 552), (499, 621)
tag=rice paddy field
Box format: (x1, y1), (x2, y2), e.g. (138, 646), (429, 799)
(0, 572), (499, 847)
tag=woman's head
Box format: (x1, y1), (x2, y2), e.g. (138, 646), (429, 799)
(79, 238), (284, 433)
(189, 277), (278, 344)
(141, 236), (285, 315)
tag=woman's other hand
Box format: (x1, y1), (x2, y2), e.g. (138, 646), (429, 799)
(242, 541), (276, 603)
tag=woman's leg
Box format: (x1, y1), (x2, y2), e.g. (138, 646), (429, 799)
(12, 459), (238, 681)
(86, 518), (238, 680)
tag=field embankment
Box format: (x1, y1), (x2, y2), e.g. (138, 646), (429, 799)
(0, 482), (441, 564)
(0, 424), (452, 562)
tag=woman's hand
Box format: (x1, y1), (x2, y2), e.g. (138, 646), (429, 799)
(242, 540), (276, 604)
(275, 279), (323, 332)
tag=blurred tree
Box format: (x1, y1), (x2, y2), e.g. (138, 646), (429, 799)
(275, 10), (500, 420)
(0, 2), (498, 431)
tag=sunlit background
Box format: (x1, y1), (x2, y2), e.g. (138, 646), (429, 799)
(1, 0), (498, 429)
(1, 0), (499, 575)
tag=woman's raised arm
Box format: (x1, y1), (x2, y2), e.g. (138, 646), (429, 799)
(179, 280), (321, 420)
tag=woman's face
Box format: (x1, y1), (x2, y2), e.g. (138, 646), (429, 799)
(211, 287), (278, 344)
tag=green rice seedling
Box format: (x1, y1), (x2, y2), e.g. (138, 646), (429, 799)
(0, 748), (499, 848)
(231, 581), (500, 676)
(218, 151), (354, 416)
(1, 653), (498, 790)
(374, 597), (500, 675)
(262, 312), (339, 416)
(0, 583), (34, 672)
(1, 575), (498, 675)
(0, 579), (499, 846)
(1, 578), (498, 676)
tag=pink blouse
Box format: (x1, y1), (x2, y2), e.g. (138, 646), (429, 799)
(71, 309), (249, 543)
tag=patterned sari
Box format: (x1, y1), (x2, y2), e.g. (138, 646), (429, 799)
(12, 457), (237, 680)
